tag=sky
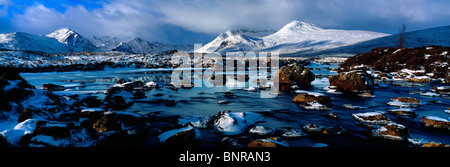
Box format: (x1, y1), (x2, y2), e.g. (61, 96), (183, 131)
(1, 0), (450, 44)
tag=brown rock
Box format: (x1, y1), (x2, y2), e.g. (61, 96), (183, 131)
(292, 93), (331, 106)
(422, 142), (450, 147)
(387, 108), (417, 118)
(247, 137), (288, 147)
(391, 97), (421, 105)
(421, 116), (450, 130)
(329, 70), (374, 94)
(93, 112), (122, 132)
(372, 123), (410, 141)
(273, 63), (315, 91)
(352, 112), (392, 128)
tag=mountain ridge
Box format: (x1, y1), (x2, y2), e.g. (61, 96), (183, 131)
(195, 20), (390, 55)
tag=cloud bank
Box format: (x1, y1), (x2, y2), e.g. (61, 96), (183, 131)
(5, 0), (450, 44)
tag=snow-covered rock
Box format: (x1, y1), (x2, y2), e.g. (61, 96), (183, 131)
(158, 125), (201, 145)
(178, 115), (212, 128)
(247, 137), (289, 147)
(248, 126), (275, 136)
(352, 112), (392, 128)
(213, 110), (263, 135)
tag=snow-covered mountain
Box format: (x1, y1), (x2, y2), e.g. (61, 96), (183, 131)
(113, 37), (193, 54)
(88, 36), (122, 52)
(46, 28), (98, 52)
(312, 25), (450, 56)
(196, 20), (389, 55)
(0, 32), (73, 53)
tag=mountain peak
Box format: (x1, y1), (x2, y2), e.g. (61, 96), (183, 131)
(46, 28), (81, 45)
(279, 20), (323, 33)
(46, 28), (97, 52)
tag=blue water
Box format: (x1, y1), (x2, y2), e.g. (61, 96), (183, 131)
(21, 63), (450, 147)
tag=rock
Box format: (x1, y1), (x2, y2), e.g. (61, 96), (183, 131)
(92, 111), (122, 132)
(274, 63), (315, 91)
(352, 112), (392, 128)
(280, 128), (307, 138)
(387, 97), (421, 107)
(326, 112), (341, 119)
(329, 70), (374, 94)
(0, 68), (35, 111)
(18, 108), (34, 122)
(343, 104), (367, 110)
(431, 86), (450, 95)
(421, 142), (450, 147)
(420, 116), (450, 130)
(223, 91), (234, 97)
(144, 81), (158, 88)
(320, 126), (345, 135)
(391, 97), (420, 105)
(302, 123), (325, 133)
(80, 108), (105, 119)
(103, 87), (135, 110)
(28, 121), (97, 147)
(178, 115), (212, 128)
(247, 137), (289, 147)
(372, 123), (410, 141)
(213, 110), (263, 135)
(248, 126), (275, 136)
(220, 137), (242, 147)
(292, 93), (331, 110)
(158, 125), (201, 145)
(387, 108), (417, 118)
(42, 83), (65, 91)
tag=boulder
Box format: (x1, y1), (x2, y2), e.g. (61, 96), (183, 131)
(220, 137), (242, 147)
(92, 111), (122, 132)
(274, 63), (315, 91)
(158, 125), (201, 145)
(248, 126), (275, 136)
(431, 86), (450, 95)
(420, 116), (450, 130)
(247, 137), (289, 147)
(280, 128), (307, 138)
(0, 68), (35, 111)
(329, 70), (374, 94)
(387, 108), (417, 118)
(27, 121), (97, 147)
(103, 87), (135, 110)
(292, 93), (331, 110)
(302, 123), (325, 133)
(80, 108), (105, 120)
(213, 110), (263, 135)
(372, 123), (410, 141)
(42, 83), (65, 91)
(387, 97), (421, 107)
(18, 108), (34, 122)
(320, 126), (346, 135)
(421, 142), (450, 147)
(352, 112), (392, 128)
